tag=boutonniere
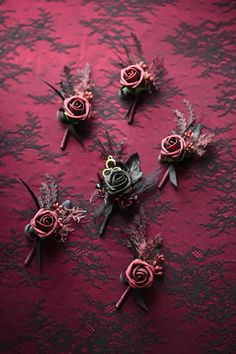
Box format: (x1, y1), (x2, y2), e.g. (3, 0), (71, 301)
(119, 33), (164, 124)
(44, 64), (93, 150)
(116, 210), (164, 311)
(158, 100), (214, 189)
(92, 153), (159, 236)
(21, 175), (86, 271)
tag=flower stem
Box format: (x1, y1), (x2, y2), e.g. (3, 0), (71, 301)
(36, 238), (42, 273)
(127, 95), (139, 125)
(60, 127), (71, 150)
(24, 242), (36, 267)
(157, 165), (171, 190)
(99, 204), (114, 237)
(115, 286), (131, 310)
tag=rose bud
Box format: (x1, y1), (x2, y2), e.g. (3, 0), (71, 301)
(160, 134), (186, 162)
(64, 95), (91, 122)
(125, 259), (155, 289)
(30, 208), (59, 239)
(120, 64), (145, 89)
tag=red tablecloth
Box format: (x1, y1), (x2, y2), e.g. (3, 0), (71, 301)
(0, 0), (235, 353)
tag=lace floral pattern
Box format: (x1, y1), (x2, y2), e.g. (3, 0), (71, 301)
(0, 0), (235, 353)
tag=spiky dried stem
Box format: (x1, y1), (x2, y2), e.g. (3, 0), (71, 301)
(130, 32), (144, 61)
(38, 175), (58, 209)
(183, 99), (196, 127)
(174, 108), (187, 135)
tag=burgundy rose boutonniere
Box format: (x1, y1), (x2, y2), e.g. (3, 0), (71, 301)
(119, 33), (164, 124)
(158, 100), (214, 189)
(44, 64), (93, 150)
(116, 210), (164, 311)
(21, 175), (86, 271)
(91, 154), (159, 237)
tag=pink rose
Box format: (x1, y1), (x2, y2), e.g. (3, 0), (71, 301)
(30, 208), (59, 239)
(160, 134), (186, 161)
(120, 64), (145, 89)
(64, 95), (91, 121)
(125, 259), (155, 289)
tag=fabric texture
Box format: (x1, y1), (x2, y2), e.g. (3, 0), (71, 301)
(0, 0), (235, 353)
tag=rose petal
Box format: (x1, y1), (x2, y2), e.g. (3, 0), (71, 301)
(161, 134), (186, 160)
(30, 208), (59, 239)
(64, 95), (91, 121)
(125, 259), (155, 289)
(120, 64), (145, 89)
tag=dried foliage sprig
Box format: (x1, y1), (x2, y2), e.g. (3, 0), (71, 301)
(119, 33), (164, 124)
(158, 100), (214, 189)
(92, 130), (127, 161)
(116, 209), (164, 311)
(44, 63), (93, 150)
(92, 154), (159, 237)
(21, 175), (86, 271)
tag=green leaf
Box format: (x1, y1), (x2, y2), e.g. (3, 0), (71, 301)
(20, 178), (40, 210)
(43, 80), (65, 101)
(126, 153), (143, 183)
(169, 165), (178, 187)
(122, 86), (135, 96)
(134, 86), (146, 94)
(192, 124), (201, 139)
(99, 202), (114, 237)
(134, 289), (149, 312)
(69, 125), (83, 147)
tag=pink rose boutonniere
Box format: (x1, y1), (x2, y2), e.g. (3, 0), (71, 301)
(119, 33), (164, 125)
(158, 100), (214, 189)
(21, 175), (86, 271)
(44, 64), (93, 150)
(115, 210), (164, 311)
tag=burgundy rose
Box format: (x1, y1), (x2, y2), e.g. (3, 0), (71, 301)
(120, 64), (145, 89)
(160, 134), (186, 161)
(125, 259), (155, 289)
(30, 208), (59, 239)
(64, 95), (91, 121)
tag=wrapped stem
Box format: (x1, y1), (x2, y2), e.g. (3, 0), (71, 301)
(24, 242), (36, 267)
(36, 238), (42, 273)
(60, 127), (71, 150)
(127, 95), (139, 125)
(115, 286), (131, 309)
(158, 165), (171, 190)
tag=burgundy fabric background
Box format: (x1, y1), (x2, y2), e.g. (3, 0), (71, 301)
(0, 0), (235, 353)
